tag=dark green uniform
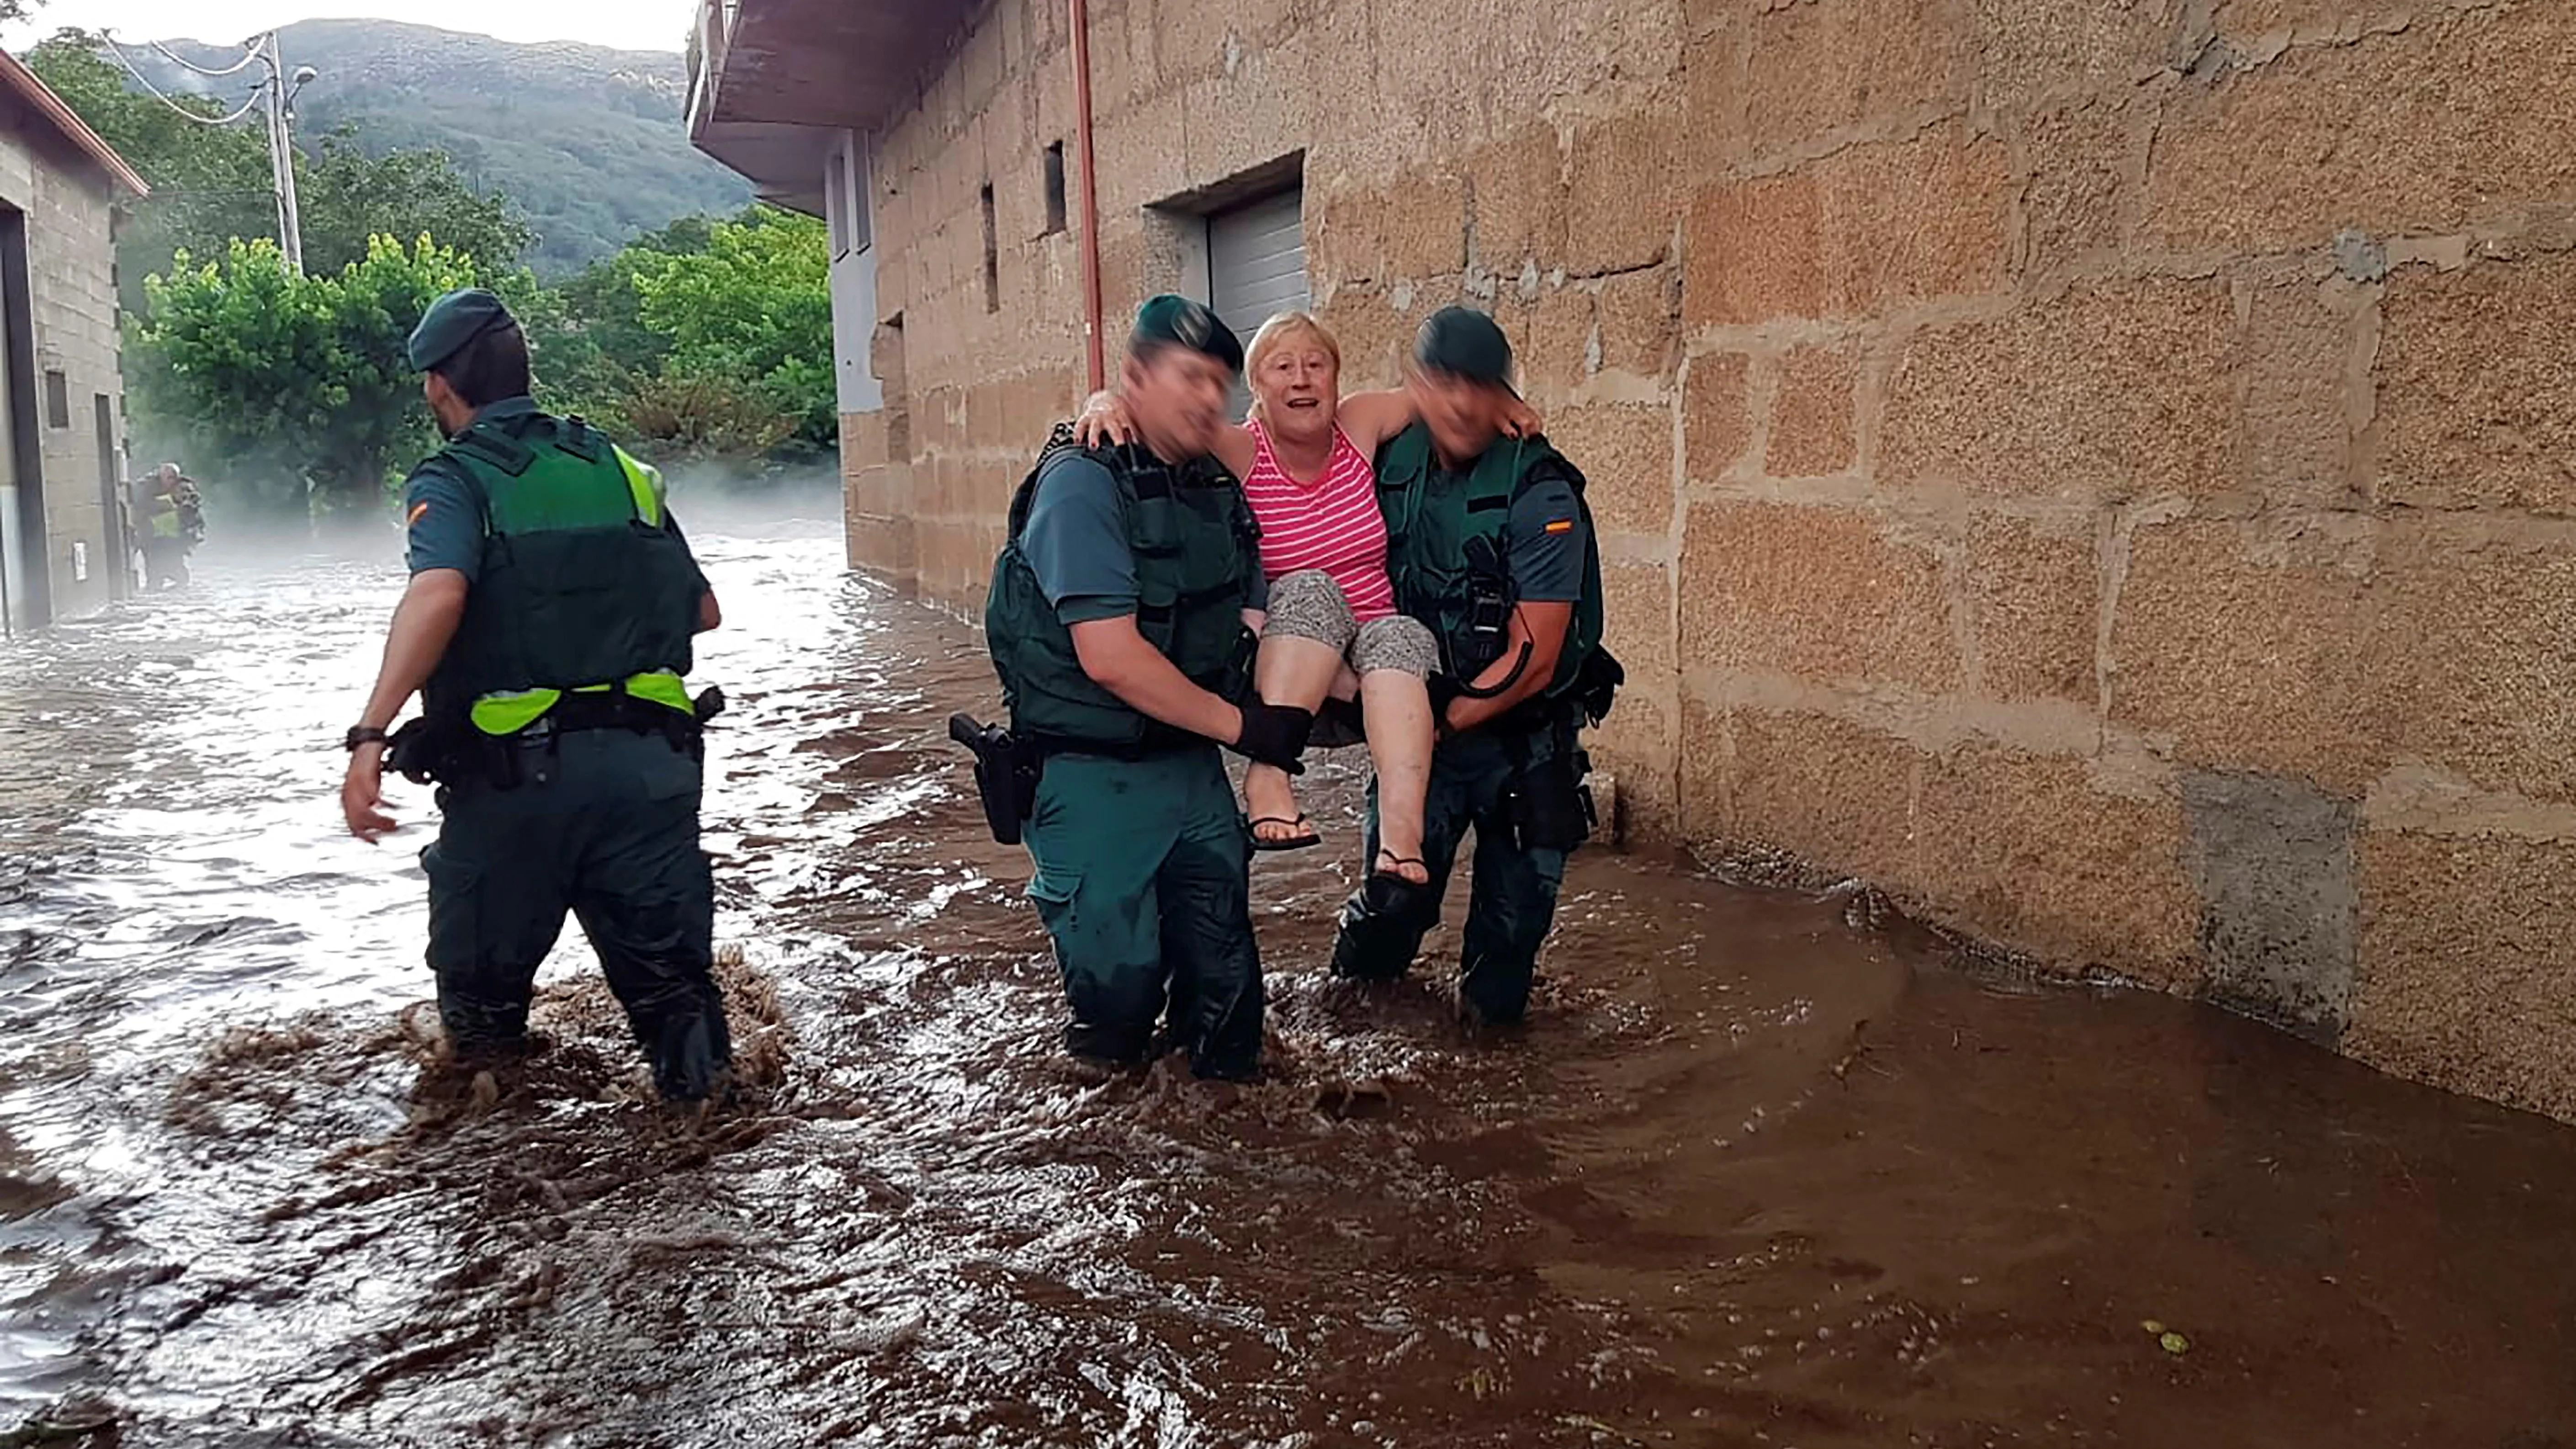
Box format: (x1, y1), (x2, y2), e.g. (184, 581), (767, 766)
(1330, 423), (1610, 1025)
(405, 398), (730, 1099)
(985, 433), (1267, 1078)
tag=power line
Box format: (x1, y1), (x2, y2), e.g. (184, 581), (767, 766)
(99, 34), (268, 127)
(144, 36), (266, 80)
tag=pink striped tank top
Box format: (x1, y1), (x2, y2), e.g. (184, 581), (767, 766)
(1242, 419), (1397, 622)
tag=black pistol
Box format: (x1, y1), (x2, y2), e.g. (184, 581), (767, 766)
(948, 712), (1030, 846)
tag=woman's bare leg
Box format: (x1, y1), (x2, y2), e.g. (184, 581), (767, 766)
(1352, 616), (1442, 885)
(1358, 669), (1433, 884)
(1246, 632), (1345, 842)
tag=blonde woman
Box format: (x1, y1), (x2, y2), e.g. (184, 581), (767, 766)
(1079, 312), (1537, 892)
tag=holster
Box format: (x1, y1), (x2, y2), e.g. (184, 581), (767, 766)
(1501, 727), (1595, 854)
(949, 713), (1041, 845)
(385, 714), (475, 788)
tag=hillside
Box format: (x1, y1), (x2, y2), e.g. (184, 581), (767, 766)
(133, 19), (753, 274)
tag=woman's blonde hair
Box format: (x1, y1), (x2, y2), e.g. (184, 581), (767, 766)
(1243, 311), (1342, 421)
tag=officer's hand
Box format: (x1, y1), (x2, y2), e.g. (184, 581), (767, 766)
(1500, 397), (1544, 440)
(1230, 701), (1312, 774)
(341, 744), (396, 843)
(1075, 392), (1137, 449)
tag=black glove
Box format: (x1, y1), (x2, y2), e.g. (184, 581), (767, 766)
(1426, 673), (1462, 717)
(1427, 674), (1466, 737)
(1230, 701), (1312, 773)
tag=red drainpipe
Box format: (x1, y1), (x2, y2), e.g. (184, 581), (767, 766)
(1069, 0), (1106, 393)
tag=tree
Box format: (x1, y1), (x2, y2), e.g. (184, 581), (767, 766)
(294, 127), (533, 276)
(627, 207), (835, 449)
(26, 32), (274, 313)
(129, 234), (481, 517)
(27, 36), (533, 312)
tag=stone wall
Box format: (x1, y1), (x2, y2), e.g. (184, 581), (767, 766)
(857, 0), (2576, 1120)
(0, 111), (127, 622)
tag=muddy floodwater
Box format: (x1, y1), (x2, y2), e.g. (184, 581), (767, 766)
(1, 515), (2572, 1448)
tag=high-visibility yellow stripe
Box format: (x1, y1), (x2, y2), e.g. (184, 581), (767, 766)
(615, 446), (667, 527)
(467, 669), (693, 735)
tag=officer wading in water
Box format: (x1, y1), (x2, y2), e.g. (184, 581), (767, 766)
(958, 296), (1313, 1080)
(338, 288), (735, 1103)
(1331, 307), (1622, 1027)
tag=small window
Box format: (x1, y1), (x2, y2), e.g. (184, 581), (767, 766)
(979, 182), (999, 314)
(44, 371), (67, 429)
(1042, 142), (1067, 236)
(825, 154), (851, 260)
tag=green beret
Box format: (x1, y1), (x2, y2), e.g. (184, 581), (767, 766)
(408, 288), (515, 373)
(1132, 293), (1243, 374)
(1414, 306), (1514, 387)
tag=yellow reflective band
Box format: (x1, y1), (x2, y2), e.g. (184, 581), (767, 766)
(623, 670), (694, 714)
(470, 688), (560, 735)
(614, 446), (667, 527)
(469, 671), (693, 735)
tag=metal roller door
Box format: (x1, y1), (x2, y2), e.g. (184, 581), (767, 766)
(1207, 189), (1306, 419)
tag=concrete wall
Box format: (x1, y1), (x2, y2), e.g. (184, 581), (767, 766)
(0, 110), (126, 623)
(848, 0), (2576, 1121)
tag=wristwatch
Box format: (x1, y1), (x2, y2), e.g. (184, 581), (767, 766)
(344, 725), (390, 751)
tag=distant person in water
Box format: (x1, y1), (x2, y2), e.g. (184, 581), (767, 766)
(133, 464), (203, 591)
(339, 287), (735, 1104)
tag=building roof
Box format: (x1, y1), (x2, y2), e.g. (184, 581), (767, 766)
(0, 48), (150, 198)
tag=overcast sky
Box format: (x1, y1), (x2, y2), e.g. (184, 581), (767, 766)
(3, 0), (691, 54)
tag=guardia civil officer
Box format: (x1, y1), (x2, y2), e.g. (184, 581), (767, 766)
(1330, 307), (1622, 1026)
(338, 288), (734, 1103)
(978, 295), (1312, 1079)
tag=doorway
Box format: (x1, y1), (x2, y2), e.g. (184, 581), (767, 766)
(0, 208), (44, 631)
(95, 394), (124, 602)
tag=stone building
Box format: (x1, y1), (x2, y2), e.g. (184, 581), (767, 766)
(693, 0), (2576, 1122)
(0, 48), (145, 627)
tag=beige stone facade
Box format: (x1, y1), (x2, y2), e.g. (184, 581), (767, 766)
(751, 0), (2576, 1120)
(0, 51), (144, 626)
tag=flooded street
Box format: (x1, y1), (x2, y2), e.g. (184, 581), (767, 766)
(2, 515), (2573, 1448)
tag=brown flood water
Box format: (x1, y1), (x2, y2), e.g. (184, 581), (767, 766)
(1, 517), (2571, 1448)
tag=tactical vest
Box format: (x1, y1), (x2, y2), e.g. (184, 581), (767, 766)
(420, 408), (703, 736)
(1374, 423), (1606, 705)
(985, 433), (1261, 753)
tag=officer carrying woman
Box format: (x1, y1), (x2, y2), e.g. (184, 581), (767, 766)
(964, 296), (1311, 1080)
(966, 298), (1617, 1077)
(339, 288), (735, 1104)
(1330, 307), (1619, 1028)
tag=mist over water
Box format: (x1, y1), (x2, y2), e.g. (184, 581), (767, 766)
(0, 499), (2571, 1446)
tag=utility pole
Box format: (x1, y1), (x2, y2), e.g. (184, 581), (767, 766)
(104, 32), (316, 271)
(254, 34), (315, 275)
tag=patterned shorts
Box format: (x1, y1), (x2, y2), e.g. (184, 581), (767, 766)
(1261, 569), (1440, 679)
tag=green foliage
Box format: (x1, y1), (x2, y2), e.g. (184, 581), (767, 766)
(25, 33), (275, 314)
(627, 208), (836, 449)
(129, 235), (480, 515)
(616, 371), (797, 470)
(294, 127), (534, 276)
(27, 32), (535, 315)
(138, 19), (753, 276)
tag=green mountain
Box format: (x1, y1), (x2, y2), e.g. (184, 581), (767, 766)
(135, 19), (752, 274)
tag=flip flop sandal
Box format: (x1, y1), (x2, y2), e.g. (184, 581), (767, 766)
(1250, 815), (1323, 851)
(1371, 851), (1431, 886)
(1363, 851), (1433, 912)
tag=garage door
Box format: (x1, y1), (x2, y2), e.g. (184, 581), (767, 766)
(1207, 189), (1307, 419)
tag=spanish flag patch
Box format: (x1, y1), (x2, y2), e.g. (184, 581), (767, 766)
(407, 501), (430, 526)
(1543, 518), (1575, 534)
